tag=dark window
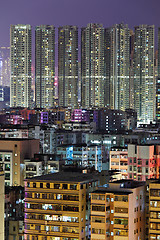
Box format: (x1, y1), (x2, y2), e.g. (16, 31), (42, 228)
(70, 184), (77, 190)
(13, 226), (16, 231)
(62, 184), (67, 189)
(40, 183), (43, 188)
(33, 183), (36, 188)
(138, 176), (141, 181)
(54, 184), (60, 189)
(42, 194), (47, 199)
(46, 183), (50, 189)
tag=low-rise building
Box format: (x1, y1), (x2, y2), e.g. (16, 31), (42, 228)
(128, 144), (160, 181)
(109, 147), (128, 179)
(62, 121), (96, 132)
(57, 144), (102, 172)
(24, 159), (43, 179)
(29, 125), (56, 154)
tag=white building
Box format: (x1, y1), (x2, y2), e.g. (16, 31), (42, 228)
(24, 159), (43, 179)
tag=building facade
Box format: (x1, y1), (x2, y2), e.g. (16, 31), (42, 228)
(81, 23), (106, 108)
(109, 147), (128, 179)
(24, 172), (99, 240)
(105, 23), (130, 111)
(0, 139), (39, 186)
(35, 25), (55, 108)
(156, 28), (160, 122)
(10, 25), (32, 108)
(24, 159), (43, 179)
(149, 181), (160, 240)
(57, 144), (102, 171)
(58, 25), (78, 108)
(0, 47), (10, 86)
(134, 25), (155, 124)
(128, 144), (160, 181)
(91, 180), (146, 240)
(0, 171), (4, 240)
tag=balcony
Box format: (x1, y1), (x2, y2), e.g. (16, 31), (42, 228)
(114, 224), (128, 229)
(91, 233), (105, 239)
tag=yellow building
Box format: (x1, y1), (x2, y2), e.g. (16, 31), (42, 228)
(149, 181), (160, 239)
(109, 148), (128, 179)
(0, 171), (4, 240)
(91, 180), (146, 240)
(24, 172), (99, 240)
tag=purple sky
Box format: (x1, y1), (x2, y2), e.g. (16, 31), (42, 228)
(0, 0), (159, 47)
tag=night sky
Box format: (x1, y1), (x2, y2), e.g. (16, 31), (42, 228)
(0, 0), (159, 47)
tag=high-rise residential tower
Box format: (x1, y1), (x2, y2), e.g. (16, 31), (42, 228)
(0, 47), (10, 87)
(58, 25), (78, 108)
(81, 23), (105, 108)
(10, 25), (32, 108)
(105, 23), (130, 110)
(35, 25), (55, 108)
(129, 29), (135, 109)
(134, 25), (155, 124)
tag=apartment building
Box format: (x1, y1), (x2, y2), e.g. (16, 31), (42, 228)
(24, 172), (99, 240)
(10, 25), (32, 108)
(0, 139), (39, 186)
(0, 171), (4, 240)
(24, 159), (43, 179)
(149, 181), (160, 239)
(91, 180), (146, 240)
(109, 147), (128, 179)
(56, 144), (102, 172)
(128, 144), (160, 181)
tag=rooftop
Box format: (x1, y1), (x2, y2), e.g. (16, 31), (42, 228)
(112, 179), (146, 189)
(25, 172), (98, 183)
(0, 138), (37, 141)
(93, 188), (132, 195)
